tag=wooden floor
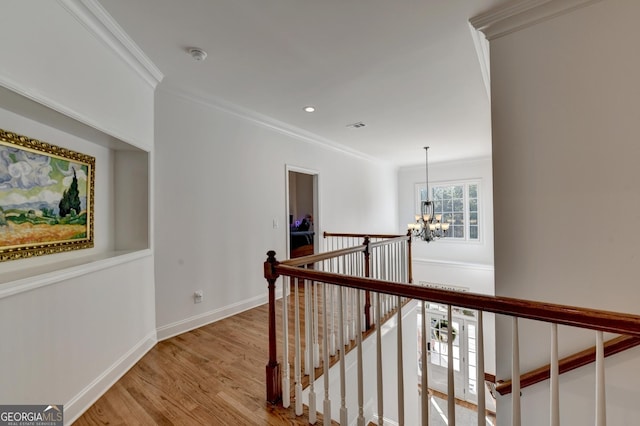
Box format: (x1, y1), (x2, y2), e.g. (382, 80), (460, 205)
(73, 284), (488, 425)
(74, 299), (328, 425)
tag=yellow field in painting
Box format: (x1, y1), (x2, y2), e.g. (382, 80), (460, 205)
(0, 222), (86, 246)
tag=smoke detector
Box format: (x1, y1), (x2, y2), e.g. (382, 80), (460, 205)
(346, 122), (366, 129)
(188, 48), (207, 62)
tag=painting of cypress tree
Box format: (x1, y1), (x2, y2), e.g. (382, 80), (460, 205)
(59, 168), (82, 218)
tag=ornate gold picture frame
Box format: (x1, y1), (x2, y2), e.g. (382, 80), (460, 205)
(0, 128), (94, 262)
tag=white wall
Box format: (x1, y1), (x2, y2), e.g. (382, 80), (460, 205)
(0, 2), (157, 424)
(154, 88), (398, 338)
(489, 0), (640, 423)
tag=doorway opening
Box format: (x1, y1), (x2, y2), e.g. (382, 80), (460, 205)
(418, 304), (479, 404)
(286, 168), (318, 259)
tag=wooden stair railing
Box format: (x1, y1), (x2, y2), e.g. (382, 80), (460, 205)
(494, 335), (640, 395)
(265, 233), (640, 425)
(271, 264), (640, 336)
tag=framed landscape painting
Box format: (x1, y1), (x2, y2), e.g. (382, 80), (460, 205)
(0, 128), (94, 262)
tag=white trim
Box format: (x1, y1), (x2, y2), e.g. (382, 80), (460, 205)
(57, 0), (163, 88)
(470, 0), (603, 40)
(0, 250), (152, 300)
(156, 293), (274, 341)
(413, 258), (494, 272)
(64, 330), (157, 425)
(160, 84), (385, 165)
(468, 23), (491, 100)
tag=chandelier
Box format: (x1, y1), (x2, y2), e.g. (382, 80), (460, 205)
(408, 147), (449, 242)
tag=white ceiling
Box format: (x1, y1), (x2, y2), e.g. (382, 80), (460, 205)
(98, 0), (510, 167)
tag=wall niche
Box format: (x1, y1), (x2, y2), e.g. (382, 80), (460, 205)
(0, 85), (150, 284)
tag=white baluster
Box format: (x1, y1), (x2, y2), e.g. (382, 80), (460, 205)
(314, 282), (320, 368)
(595, 330), (606, 426)
(345, 287), (352, 343)
(359, 291), (365, 333)
(309, 281), (317, 425)
(357, 290), (365, 426)
(397, 296), (405, 426)
(477, 310), (486, 426)
(329, 283), (336, 356)
(550, 323), (559, 426)
(512, 317), (521, 426)
(305, 279), (311, 375)
(323, 284), (331, 426)
(282, 276), (290, 408)
(339, 287), (348, 425)
(447, 306), (455, 426)
(350, 288), (357, 341)
(294, 278), (303, 416)
(376, 292), (384, 425)
(421, 301), (429, 426)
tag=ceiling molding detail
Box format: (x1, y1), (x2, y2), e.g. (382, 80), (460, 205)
(470, 0), (603, 40)
(468, 23), (491, 100)
(159, 83), (387, 166)
(57, 0), (164, 88)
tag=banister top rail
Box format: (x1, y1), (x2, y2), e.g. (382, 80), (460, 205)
(323, 231), (405, 239)
(270, 264), (640, 338)
(282, 245), (366, 267)
(284, 233), (409, 268)
(368, 235), (410, 249)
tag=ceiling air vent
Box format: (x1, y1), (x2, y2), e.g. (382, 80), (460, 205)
(346, 122), (366, 129)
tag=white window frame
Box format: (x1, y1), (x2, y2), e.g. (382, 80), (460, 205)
(414, 179), (481, 243)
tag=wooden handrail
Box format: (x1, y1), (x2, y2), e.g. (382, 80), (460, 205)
(269, 265), (640, 338)
(281, 245), (366, 267)
(495, 335), (640, 395)
(368, 234), (410, 249)
(323, 231), (405, 239)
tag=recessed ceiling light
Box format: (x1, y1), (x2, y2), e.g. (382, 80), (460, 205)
(303, 106), (316, 113)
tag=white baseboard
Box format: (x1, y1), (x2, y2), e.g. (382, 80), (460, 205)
(64, 330), (158, 425)
(156, 292), (273, 341)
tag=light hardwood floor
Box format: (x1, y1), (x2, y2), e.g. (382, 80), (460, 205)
(74, 299), (328, 425)
(73, 285), (488, 425)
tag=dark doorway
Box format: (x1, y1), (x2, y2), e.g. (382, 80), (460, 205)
(287, 169), (317, 259)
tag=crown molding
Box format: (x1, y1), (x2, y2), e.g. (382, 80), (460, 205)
(159, 83), (388, 166)
(57, 0), (164, 88)
(470, 0), (603, 40)
(468, 23), (491, 100)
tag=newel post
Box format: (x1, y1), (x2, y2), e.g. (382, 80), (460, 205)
(363, 236), (372, 330)
(264, 250), (282, 404)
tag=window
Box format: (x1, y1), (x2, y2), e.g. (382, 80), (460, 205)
(415, 181), (480, 241)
